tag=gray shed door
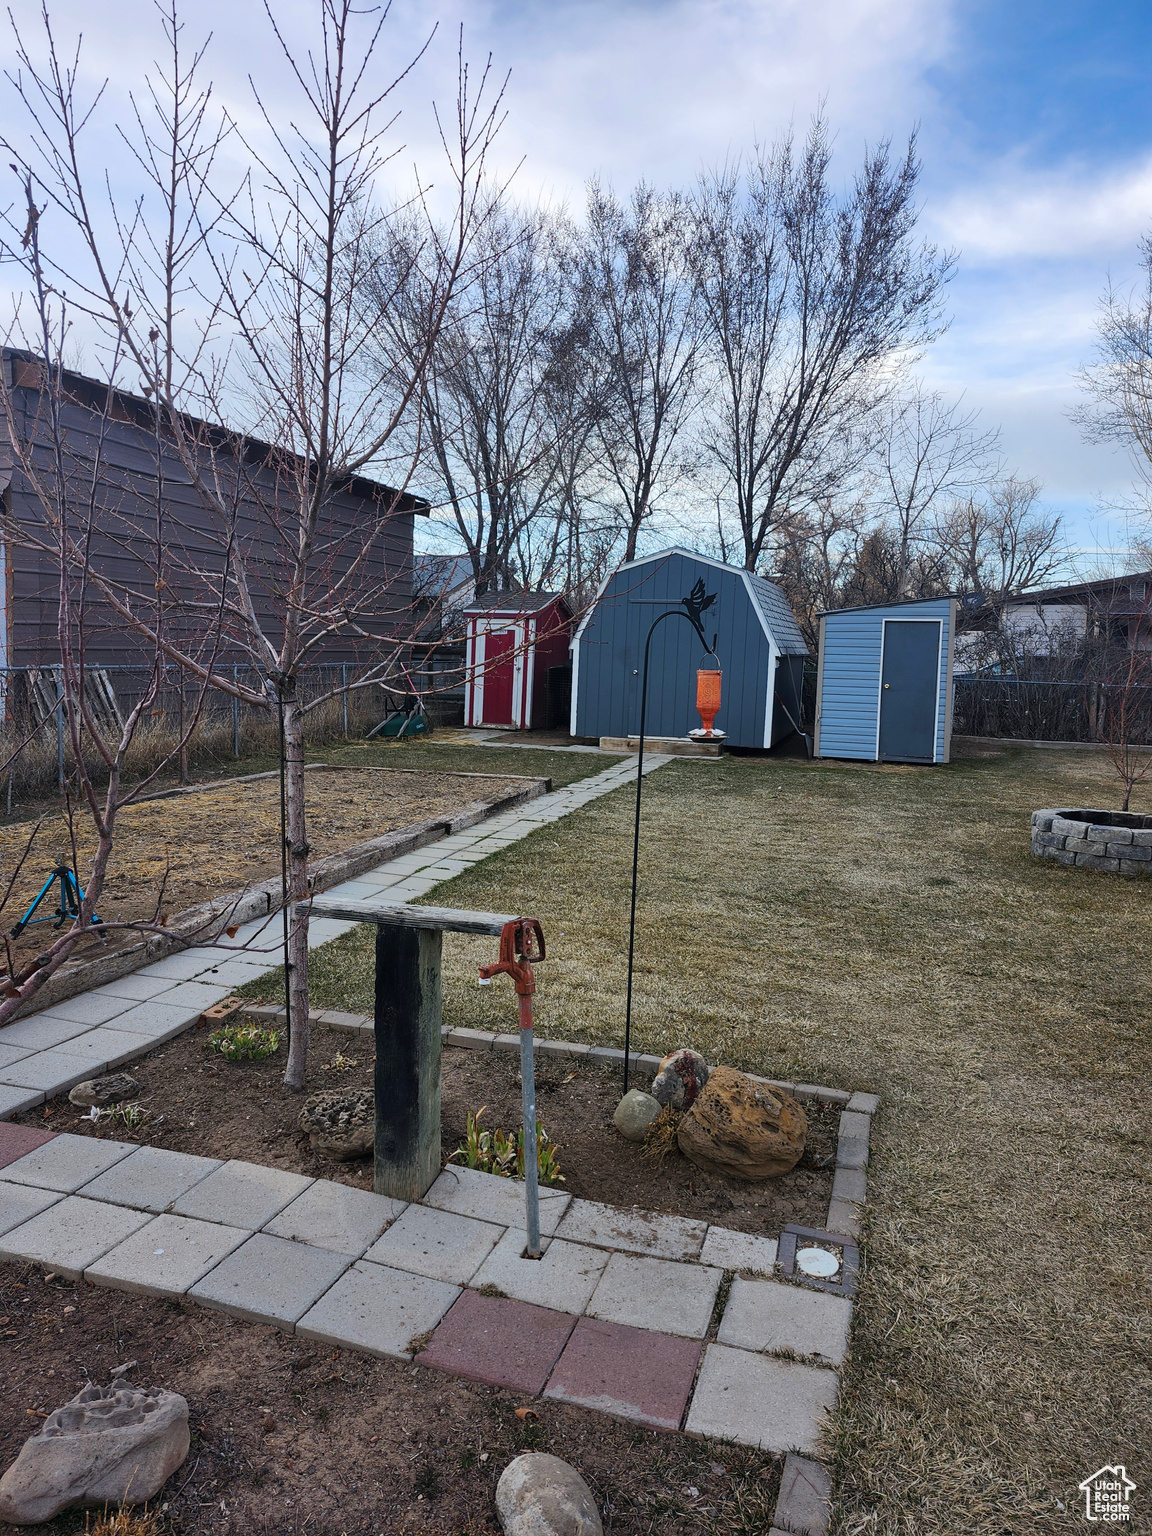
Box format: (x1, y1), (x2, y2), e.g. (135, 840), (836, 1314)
(878, 621), (939, 761)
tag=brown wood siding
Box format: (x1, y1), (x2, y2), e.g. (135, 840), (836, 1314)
(3, 374), (417, 671)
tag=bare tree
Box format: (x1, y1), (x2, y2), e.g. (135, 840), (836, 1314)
(1087, 605), (1152, 811)
(2, 1), (505, 1087)
(580, 181), (702, 562)
(770, 495), (870, 649)
(373, 197), (594, 595)
(878, 381), (998, 597)
(934, 476), (1065, 604)
(692, 119), (951, 572)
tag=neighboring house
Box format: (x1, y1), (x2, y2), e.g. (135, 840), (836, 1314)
(464, 591), (572, 730)
(570, 548), (808, 750)
(969, 571), (1152, 660)
(0, 350), (428, 681)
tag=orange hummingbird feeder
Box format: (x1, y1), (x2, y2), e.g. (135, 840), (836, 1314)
(690, 659), (724, 740)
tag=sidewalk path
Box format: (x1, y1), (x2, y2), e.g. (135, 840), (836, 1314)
(0, 1129), (844, 1454)
(0, 754), (666, 1120)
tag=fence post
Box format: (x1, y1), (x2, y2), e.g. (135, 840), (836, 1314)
(342, 662), (348, 738)
(233, 665), (241, 759)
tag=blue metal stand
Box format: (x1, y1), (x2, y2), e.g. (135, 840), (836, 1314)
(11, 863), (100, 937)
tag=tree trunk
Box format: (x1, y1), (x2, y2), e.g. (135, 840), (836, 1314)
(281, 683), (312, 1090)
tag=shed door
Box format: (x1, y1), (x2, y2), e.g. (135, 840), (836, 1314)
(878, 621), (940, 762)
(481, 630), (515, 725)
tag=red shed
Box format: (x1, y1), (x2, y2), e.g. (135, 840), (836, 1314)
(463, 592), (572, 729)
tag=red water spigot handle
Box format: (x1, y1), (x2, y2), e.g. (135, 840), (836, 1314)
(478, 918), (546, 999)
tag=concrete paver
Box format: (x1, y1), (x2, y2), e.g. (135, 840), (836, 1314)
(544, 1315), (702, 1431)
(0, 1085), (45, 1118)
(191, 957), (277, 987)
(29, 1028), (144, 1071)
(86, 1212), (248, 1296)
(700, 1226), (780, 1274)
(0, 1179), (63, 1237)
(136, 951), (217, 980)
(172, 1159), (313, 1229)
(420, 1288), (576, 1394)
(774, 1452), (834, 1536)
(0, 1043), (33, 1071)
(0, 1015), (93, 1051)
(469, 1229), (609, 1314)
(555, 1198), (707, 1261)
(0, 1195), (151, 1280)
(684, 1344), (838, 1454)
(190, 1231), (349, 1325)
(79, 1146), (223, 1213)
(0, 1047), (109, 1094)
(422, 1164), (570, 1235)
(35, 993), (131, 1026)
(718, 1278), (853, 1366)
(263, 1180), (405, 1257)
(92, 974), (186, 1003)
(0, 1123), (56, 1170)
(587, 1251), (722, 1339)
(1, 1132), (136, 1192)
(107, 1000), (204, 1040)
(296, 1259), (459, 1360)
(364, 1203), (503, 1285)
(152, 980), (235, 1012)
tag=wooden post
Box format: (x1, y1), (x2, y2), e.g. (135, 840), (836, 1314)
(373, 924), (442, 1201)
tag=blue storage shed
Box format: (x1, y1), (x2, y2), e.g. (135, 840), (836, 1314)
(814, 596), (957, 763)
(571, 548), (809, 749)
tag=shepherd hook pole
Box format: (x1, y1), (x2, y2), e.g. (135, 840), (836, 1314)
(624, 590), (717, 1096)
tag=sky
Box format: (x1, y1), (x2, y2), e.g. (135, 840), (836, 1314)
(4, 0), (1152, 568)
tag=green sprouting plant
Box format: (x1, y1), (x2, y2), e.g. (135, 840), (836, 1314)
(207, 1024), (281, 1062)
(451, 1106), (564, 1185)
(86, 1101), (151, 1130)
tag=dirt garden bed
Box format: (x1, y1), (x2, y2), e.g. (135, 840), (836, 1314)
(0, 768), (528, 967)
(10, 1026), (839, 1237)
(0, 1257), (781, 1536)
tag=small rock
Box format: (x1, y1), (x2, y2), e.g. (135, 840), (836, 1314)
(612, 1090), (662, 1142)
(0, 1382), (189, 1525)
(68, 1074), (140, 1109)
(496, 1453), (602, 1536)
(298, 1089), (373, 1161)
(677, 1065), (806, 1180)
(650, 1049), (709, 1111)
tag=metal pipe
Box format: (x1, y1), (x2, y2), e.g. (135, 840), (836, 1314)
(342, 662), (349, 738)
(233, 664), (240, 758)
(519, 992), (541, 1257)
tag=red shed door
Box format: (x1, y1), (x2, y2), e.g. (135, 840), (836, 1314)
(482, 630), (515, 724)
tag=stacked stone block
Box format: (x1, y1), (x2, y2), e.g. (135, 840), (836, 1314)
(1031, 809), (1152, 875)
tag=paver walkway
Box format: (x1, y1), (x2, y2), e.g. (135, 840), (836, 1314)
(0, 753), (664, 1121)
(0, 1129), (843, 1453)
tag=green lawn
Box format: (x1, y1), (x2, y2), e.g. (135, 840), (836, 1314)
(248, 742), (1150, 1534)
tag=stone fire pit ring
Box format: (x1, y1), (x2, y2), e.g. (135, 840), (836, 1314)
(1031, 809), (1152, 875)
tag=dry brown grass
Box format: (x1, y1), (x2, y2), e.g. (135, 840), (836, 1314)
(287, 742), (1151, 1535)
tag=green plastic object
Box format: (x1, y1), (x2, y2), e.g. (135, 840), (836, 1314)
(377, 710), (428, 738)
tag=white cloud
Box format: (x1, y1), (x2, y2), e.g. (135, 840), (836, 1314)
(931, 155), (1152, 263)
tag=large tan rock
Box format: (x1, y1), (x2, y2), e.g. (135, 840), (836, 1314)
(0, 1383), (189, 1525)
(677, 1066), (806, 1180)
(496, 1453), (602, 1536)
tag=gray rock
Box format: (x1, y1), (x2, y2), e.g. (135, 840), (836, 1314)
(496, 1453), (602, 1536)
(0, 1382), (189, 1525)
(68, 1073), (141, 1108)
(612, 1090), (662, 1142)
(650, 1048), (710, 1110)
(299, 1089), (373, 1160)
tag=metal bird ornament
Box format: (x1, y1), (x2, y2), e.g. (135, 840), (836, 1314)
(681, 578), (718, 651)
